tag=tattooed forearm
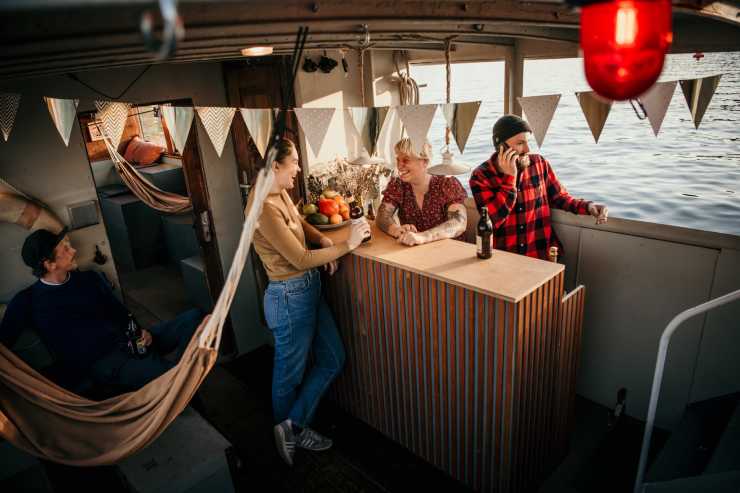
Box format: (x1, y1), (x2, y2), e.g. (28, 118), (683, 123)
(418, 205), (468, 243)
(376, 202), (401, 237)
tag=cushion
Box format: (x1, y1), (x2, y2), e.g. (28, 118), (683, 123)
(123, 136), (165, 166)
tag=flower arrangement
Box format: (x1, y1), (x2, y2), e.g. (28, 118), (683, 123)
(307, 157), (392, 206)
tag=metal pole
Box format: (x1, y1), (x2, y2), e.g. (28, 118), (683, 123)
(633, 288), (740, 493)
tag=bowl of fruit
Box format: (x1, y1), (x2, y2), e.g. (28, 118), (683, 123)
(302, 189), (351, 230)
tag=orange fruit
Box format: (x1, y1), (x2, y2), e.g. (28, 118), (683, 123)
(340, 210), (349, 220)
(333, 195), (345, 204)
(329, 213), (343, 224)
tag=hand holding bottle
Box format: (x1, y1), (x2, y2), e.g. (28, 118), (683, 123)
(348, 220), (371, 249)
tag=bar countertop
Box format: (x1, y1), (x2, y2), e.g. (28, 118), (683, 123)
(323, 222), (563, 303)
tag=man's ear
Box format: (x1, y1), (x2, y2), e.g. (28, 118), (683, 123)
(42, 258), (55, 273)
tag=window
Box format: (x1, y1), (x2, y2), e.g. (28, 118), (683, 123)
(136, 105), (171, 152)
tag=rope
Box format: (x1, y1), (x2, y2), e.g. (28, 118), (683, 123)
(358, 48), (367, 106)
(444, 38), (453, 147)
(393, 50), (419, 105)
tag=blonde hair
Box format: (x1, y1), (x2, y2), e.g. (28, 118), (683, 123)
(394, 137), (432, 162)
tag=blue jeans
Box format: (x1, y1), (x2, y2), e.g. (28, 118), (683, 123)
(264, 269), (345, 428)
(91, 308), (205, 391)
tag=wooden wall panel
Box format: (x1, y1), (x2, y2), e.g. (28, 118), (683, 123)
(327, 256), (583, 493)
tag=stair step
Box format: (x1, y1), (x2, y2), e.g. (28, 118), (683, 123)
(705, 399), (740, 474)
(643, 470), (740, 493)
(645, 394), (737, 482)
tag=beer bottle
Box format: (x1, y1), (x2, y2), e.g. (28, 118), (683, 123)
(126, 313), (148, 358)
(477, 207), (493, 259)
(548, 246), (559, 263)
(366, 201), (376, 221)
(349, 197), (371, 243)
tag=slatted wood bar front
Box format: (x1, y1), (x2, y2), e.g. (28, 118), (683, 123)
(323, 224), (584, 493)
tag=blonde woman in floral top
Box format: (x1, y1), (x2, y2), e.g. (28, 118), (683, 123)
(376, 138), (468, 245)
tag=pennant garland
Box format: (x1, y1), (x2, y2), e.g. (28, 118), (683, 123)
(161, 104), (195, 154)
(195, 106), (235, 158)
(293, 107), (336, 157)
(396, 104), (437, 155)
(95, 100), (131, 151)
(441, 101), (481, 154)
(44, 97), (79, 147)
(575, 91), (613, 143)
(638, 81), (676, 137)
(517, 95), (561, 148)
(239, 108), (275, 159)
(0, 93), (21, 142)
(680, 74), (722, 129)
(348, 107), (391, 157)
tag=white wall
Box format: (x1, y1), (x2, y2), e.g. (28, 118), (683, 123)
(552, 211), (740, 429)
(0, 62), (267, 354)
(294, 49), (404, 174)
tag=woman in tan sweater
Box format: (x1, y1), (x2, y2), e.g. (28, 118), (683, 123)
(248, 138), (369, 466)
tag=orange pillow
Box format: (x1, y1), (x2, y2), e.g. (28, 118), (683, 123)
(123, 136), (164, 166)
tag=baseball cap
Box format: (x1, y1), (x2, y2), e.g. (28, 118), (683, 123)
(21, 227), (68, 270)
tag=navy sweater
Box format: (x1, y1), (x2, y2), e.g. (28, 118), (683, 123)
(0, 270), (129, 386)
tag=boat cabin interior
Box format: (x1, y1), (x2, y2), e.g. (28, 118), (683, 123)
(1, 1), (739, 492)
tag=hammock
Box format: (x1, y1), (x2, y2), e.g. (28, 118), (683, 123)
(101, 132), (192, 214)
(0, 165), (274, 465)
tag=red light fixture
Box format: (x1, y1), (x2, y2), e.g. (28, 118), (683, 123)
(580, 0), (673, 101)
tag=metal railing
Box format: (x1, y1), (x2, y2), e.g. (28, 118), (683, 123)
(633, 288), (740, 493)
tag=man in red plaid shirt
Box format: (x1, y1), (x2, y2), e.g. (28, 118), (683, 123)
(470, 115), (608, 260)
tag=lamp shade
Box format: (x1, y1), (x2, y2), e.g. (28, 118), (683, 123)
(348, 149), (386, 166)
(581, 0), (672, 101)
(428, 149), (471, 176)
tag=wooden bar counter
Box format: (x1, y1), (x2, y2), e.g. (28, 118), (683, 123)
(323, 223), (585, 493)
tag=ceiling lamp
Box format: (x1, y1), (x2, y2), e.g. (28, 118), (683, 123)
(348, 148), (386, 166)
(240, 46), (273, 57)
(580, 0), (673, 101)
(428, 149), (471, 176)
(428, 38), (471, 177)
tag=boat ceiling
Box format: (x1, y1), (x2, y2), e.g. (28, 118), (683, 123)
(1, 0), (738, 81)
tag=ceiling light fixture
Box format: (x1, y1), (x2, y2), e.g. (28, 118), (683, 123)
(240, 46), (274, 57)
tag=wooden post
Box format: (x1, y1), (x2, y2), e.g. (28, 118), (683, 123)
(504, 40), (525, 116)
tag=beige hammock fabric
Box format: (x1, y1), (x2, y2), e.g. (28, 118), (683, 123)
(0, 166), (274, 465)
(102, 133), (192, 214)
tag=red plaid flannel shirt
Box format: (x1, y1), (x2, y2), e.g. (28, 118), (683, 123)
(469, 153), (591, 260)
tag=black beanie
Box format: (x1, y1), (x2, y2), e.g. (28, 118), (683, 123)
(492, 114), (532, 147)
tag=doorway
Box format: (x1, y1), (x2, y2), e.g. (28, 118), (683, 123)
(79, 101), (221, 336)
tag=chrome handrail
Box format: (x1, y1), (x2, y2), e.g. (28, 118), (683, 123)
(633, 288), (740, 493)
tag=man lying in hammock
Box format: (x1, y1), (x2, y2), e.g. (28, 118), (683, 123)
(0, 228), (206, 395)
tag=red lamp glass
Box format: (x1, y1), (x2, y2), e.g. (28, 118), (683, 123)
(581, 0), (673, 101)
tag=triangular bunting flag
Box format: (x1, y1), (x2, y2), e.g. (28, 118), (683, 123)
(638, 81), (676, 137)
(44, 97), (79, 147)
(680, 74), (722, 129)
(396, 104), (437, 155)
(0, 93), (21, 142)
(575, 92), (612, 143)
(517, 95), (561, 148)
(239, 108), (275, 159)
(195, 106), (236, 158)
(348, 107), (390, 156)
(293, 107), (336, 157)
(161, 104), (194, 154)
(441, 101), (481, 153)
(95, 100), (131, 150)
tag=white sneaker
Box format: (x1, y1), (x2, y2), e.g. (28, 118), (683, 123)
(273, 419), (295, 466)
